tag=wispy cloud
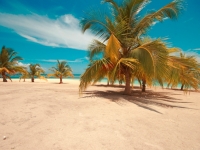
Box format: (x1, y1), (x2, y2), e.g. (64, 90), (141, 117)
(193, 48), (200, 51)
(39, 57), (88, 63)
(184, 18), (193, 23)
(0, 13), (96, 50)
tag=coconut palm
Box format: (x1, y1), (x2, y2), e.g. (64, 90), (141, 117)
(166, 52), (200, 90)
(19, 69), (29, 82)
(0, 46), (24, 82)
(23, 64), (46, 82)
(79, 0), (183, 94)
(47, 60), (73, 84)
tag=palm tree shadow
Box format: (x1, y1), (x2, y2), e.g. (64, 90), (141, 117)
(81, 88), (195, 114)
(51, 83), (69, 84)
(169, 88), (200, 93)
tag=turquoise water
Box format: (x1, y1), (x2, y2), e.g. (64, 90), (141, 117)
(9, 73), (81, 79)
(4, 73), (184, 88)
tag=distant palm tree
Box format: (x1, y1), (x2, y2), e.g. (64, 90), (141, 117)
(0, 46), (24, 82)
(19, 69), (29, 82)
(20, 64), (46, 82)
(79, 0), (183, 94)
(47, 60), (73, 84)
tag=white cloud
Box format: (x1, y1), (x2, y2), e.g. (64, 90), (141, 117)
(184, 51), (200, 63)
(0, 13), (97, 50)
(17, 62), (30, 67)
(39, 57), (88, 63)
(19, 33), (60, 47)
(193, 48), (200, 51)
(184, 18), (193, 23)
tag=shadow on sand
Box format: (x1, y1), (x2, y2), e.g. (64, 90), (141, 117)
(81, 84), (196, 114)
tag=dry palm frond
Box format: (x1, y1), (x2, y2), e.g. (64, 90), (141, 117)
(105, 34), (121, 63)
(79, 58), (113, 94)
(0, 67), (10, 73)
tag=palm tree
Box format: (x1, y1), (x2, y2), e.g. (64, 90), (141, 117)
(25, 64), (46, 82)
(166, 52), (200, 90)
(0, 46), (24, 82)
(79, 0), (183, 94)
(47, 60), (74, 84)
(19, 69), (29, 82)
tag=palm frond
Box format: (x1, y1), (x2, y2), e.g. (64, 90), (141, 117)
(79, 58), (113, 93)
(38, 76), (47, 81)
(0, 67), (10, 73)
(111, 57), (138, 81)
(166, 52), (200, 90)
(133, 0), (183, 36)
(105, 34), (121, 63)
(103, 0), (120, 13)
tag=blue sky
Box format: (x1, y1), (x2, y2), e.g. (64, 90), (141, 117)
(0, 0), (200, 74)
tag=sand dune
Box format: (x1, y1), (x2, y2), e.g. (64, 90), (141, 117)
(0, 79), (200, 150)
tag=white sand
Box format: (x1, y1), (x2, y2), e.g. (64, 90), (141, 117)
(0, 79), (200, 150)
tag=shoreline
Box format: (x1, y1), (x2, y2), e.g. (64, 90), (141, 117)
(2, 78), (199, 92)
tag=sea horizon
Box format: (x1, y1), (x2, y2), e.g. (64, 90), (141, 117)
(2, 73), (187, 89)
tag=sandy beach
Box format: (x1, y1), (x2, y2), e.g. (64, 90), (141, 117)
(0, 79), (200, 150)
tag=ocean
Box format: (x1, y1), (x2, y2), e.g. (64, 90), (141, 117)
(9, 73), (82, 80)
(2, 73), (184, 88)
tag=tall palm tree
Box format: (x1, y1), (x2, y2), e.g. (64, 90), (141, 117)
(24, 64), (46, 82)
(79, 0), (183, 94)
(47, 60), (74, 84)
(0, 46), (24, 82)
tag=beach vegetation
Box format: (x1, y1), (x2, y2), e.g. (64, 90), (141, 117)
(20, 64), (46, 82)
(0, 46), (25, 82)
(79, 0), (184, 95)
(166, 52), (200, 90)
(47, 60), (73, 84)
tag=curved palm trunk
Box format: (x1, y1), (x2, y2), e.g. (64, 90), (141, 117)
(181, 84), (184, 90)
(124, 71), (131, 95)
(31, 77), (34, 82)
(2, 71), (7, 82)
(142, 79), (146, 92)
(59, 76), (63, 84)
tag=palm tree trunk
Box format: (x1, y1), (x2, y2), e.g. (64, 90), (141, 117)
(124, 71), (131, 95)
(60, 76), (63, 84)
(181, 84), (184, 90)
(31, 77), (34, 82)
(107, 73), (110, 86)
(2, 71), (7, 82)
(107, 80), (109, 86)
(142, 79), (146, 92)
